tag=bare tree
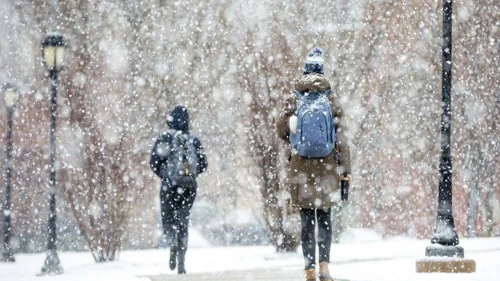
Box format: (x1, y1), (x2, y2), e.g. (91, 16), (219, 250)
(2, 0), (499, 256)
(453, 0), (500, 236)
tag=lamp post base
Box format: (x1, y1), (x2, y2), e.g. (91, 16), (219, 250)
(416, 258), (476, 273)
(39, 250), (63, 275)
(1, 250), (15, 263)
(416, 245), (476, 273)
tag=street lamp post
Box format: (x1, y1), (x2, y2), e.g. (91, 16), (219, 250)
(40, 33), (65, 275)
(427, 0), (462, 257)
(426, 0), (462, 256)
(1, 83), (18, 263)
(416, 0), (475, 273)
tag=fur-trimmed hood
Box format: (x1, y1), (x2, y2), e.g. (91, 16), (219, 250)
(294, 74), (331, 93)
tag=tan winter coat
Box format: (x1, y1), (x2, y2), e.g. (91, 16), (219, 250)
(276, 74), (351, 210)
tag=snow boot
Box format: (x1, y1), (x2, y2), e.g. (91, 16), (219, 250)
(177, 253), (186, 274)
(305, 268), (316, 281)
(319, 262), (333, 281)
(169, 247), (177, 271)
(177, 262), (186, 274)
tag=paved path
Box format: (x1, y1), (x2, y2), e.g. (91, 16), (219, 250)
(146, 268), (349, 281)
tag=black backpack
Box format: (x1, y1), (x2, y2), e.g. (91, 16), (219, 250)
(165, 130), (198, 187)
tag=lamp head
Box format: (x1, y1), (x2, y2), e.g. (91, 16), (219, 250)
(2, 83), (18, 109)
(42, 33), (66, 71)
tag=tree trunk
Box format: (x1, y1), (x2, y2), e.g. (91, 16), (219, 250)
(259, 149), (299, 252)
(484, 177), (494, 236)
(466, 143), (481, 237)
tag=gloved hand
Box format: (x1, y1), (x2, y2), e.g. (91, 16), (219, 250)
(341, 174), (351, 201)
(341, 174), (352, 183)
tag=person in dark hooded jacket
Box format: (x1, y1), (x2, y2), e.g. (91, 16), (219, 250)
(150, 105), (207, 274)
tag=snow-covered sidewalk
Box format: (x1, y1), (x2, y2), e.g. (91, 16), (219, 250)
(1, 236), (500, 281)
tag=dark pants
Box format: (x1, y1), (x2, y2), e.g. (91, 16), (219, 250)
(160, 184), (196, 265)
(300, 208), (332, 270)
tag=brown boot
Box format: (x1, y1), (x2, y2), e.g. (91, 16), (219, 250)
(319, 262), (334, 281)
(305, 268), (316, 281)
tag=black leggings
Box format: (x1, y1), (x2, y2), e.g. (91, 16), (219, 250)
(300, 208), (332, 270)
(160, 186), (196, 264)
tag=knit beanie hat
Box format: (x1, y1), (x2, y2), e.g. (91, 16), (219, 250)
(303, 47), (324, 75)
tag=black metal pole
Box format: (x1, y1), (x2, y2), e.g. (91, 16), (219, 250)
(2, 108), (15, 262)
(41, 69), (62, 274)
(426, 0), (463, 258)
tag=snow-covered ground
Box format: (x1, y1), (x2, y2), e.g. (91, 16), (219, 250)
(1, 229), (499, 281)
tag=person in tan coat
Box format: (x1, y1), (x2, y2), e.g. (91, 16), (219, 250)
(276, 47), (351, 281)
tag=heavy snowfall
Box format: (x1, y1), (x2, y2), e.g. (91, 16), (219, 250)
(0, 0), (498, 280)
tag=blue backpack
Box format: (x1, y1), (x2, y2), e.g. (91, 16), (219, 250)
(289, 90), (335, 158)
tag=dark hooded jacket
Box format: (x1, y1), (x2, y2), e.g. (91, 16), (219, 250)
(276, 74), (351, 210)
(150, 106), (208, 187)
